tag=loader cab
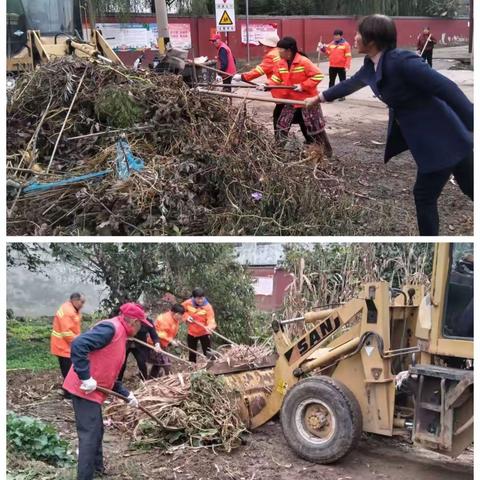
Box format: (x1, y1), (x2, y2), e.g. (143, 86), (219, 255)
(442, 244), (473, 340)
(7, 0), (83, 57)
(421, 243), (474, 360)
(6, 0), (28, 56)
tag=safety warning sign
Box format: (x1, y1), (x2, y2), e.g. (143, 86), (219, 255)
(219, 11), (233, 26)
(216, 0), (236, 32)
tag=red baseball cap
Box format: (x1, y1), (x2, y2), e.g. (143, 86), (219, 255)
(119, 303), (149, 326)
(210, 33), (222, 42)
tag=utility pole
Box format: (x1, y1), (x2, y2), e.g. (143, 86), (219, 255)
(87, 0), (97, 31)
(469, 0), (473, 66)
(154, 0), (169, 54)
(246, 0), (250, 64)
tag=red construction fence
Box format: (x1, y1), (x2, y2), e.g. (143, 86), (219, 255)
(97, 15), (470, 66)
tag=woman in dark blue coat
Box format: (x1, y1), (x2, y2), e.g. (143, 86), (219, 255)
(305, 14), (473, 236)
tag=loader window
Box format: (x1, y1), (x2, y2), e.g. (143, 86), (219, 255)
(443, 244), (473, 339)
(7, 0), (28, 56)
(23, 0), (76, 35)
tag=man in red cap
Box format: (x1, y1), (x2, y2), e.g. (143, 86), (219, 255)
(210, 33), (236, 91)
(63, 302), (150, 480)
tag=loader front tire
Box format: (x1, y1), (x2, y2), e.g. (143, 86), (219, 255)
(280, 376), (362, 464)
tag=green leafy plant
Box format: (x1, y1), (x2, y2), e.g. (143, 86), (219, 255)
(7, 412), (74, 467)
(94, 87), (144, 128)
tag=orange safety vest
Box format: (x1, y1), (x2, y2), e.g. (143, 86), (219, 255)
(324, 40), (352, 69)
(242, 48), (284, 99)
(271, 53), (324, 106)
(50, 301), (82, 358)
(154, 311), (180, 348)
(182, 298), (216, 337)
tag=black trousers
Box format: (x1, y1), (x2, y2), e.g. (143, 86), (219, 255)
(422, 49), (433, 67)
(58, 356), (72, 378)
(273, 104), (313, 143)
(72, 395), (104, 480)
(117, 346), (149, 381)
(58, 356), (72, 398)
(329, 66), (346, 88)
(187, 334), (211, 363)
(223, 76), (232, 92)
(413, 153), (473, 235)
(150, 363), (172, 378)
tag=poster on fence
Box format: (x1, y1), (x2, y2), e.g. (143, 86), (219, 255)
(150, 23), (192, 50)
(241, 23), (278, 45)
(96, 23), (191, 51)
(96, 23), (154, 51)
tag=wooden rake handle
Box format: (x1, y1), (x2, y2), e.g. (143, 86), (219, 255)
(96, 385), (164, 428)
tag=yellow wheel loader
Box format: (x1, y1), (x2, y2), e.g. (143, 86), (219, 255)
(6, 0), (123, 73)
(214, 243), (473, 464)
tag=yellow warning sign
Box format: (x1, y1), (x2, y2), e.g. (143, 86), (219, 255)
(219, 10), (233, 25)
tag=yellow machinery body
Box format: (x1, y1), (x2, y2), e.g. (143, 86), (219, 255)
(222, 243), (473, 461)
(7, 0), (123, 72)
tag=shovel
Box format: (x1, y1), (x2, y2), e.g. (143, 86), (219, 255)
(194, 83), (296, 90)
(21, 136), (144, 195)
(128, 337), (193, 365)
(186, 317), (239, 346)
(95, 385), (164, 428)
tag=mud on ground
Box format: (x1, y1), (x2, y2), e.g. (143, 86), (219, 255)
(7, 369), (473, 480)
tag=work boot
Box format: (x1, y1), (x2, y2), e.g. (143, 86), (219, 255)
(58, 388), (72, 400)
(94, 469), (109, 478)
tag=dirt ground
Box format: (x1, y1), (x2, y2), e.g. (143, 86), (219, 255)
(238, 97), (472, 236)
(230, 47), (473, 236)
(7, 368), (473, 480)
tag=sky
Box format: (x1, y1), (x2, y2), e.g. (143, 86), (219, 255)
(7, 262), (106, 316)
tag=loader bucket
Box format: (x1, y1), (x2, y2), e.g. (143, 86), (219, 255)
(206, 356), (276, 428)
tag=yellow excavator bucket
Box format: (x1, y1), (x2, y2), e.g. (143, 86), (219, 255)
(222, 368), (275, 426)
(206, 356), (276, 427)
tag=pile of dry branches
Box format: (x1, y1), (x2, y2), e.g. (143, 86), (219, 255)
(105, 371), (246, 451)
(7, 57), (365, 236)
(215, 343), (273, 367)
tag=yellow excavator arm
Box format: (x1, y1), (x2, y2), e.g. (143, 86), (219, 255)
(221, 243), (472, 464)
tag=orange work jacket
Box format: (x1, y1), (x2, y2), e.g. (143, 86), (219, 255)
(182, 298), (216, 337)
(50, 301), (82, 358)
(154, 311), (180, 348)
(323, 40), (352, 69)
(271, 53), (324, 106)
(242, 47), (285, 99)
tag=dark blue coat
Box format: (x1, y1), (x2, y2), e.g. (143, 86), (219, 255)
(322, 49), (473, 173)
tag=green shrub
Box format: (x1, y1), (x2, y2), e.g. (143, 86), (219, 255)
(7, 412), (74, 467)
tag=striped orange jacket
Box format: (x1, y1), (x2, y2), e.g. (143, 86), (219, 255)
(271, 53), (324, 106)
(50, 301), (82, 357)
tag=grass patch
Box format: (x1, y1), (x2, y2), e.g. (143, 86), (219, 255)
(7, 314), (100, 371)
(7, 317), (57, 371)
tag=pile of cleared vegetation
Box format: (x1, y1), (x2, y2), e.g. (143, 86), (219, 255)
(8, 57), (368, 236)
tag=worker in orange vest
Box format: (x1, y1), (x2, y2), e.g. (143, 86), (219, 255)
(149, 303), (186, 378)
(50, 292), (85, 399)
(271, 36), (333, 157)
(233, 32), (281, 84)
(320, 29), (352, 99)
(232, 32), (311, 140)
(210, 33), (236, 91)
(182, 287), (216, 363)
